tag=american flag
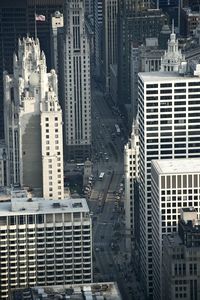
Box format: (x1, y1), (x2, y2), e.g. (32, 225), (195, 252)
(35, 14), (46, 21)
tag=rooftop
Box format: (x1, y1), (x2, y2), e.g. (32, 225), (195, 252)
(12, 282), (122, 300)
(0, 193), (89, 216)
(139, 71), (200, 82)
(152, 158), (200, 175)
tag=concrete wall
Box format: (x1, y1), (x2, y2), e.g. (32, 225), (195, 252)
(21, 114), (42, 189)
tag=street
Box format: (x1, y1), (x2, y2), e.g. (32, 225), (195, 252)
(87, 84), (145, 300)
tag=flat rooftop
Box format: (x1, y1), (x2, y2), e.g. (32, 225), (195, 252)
(0, 195), (89, 216)
(139, 71), (199, 82)
(12, 282), (122, 300)
(152, 158), (200, 175)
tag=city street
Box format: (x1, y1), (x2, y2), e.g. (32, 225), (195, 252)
(87, 84), (144, 300)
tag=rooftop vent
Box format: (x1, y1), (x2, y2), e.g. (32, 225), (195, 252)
(53, 202), (61, 208)
(72, 202), (82, 208)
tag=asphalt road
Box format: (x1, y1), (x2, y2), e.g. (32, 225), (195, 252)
(87, 84), (144, 299)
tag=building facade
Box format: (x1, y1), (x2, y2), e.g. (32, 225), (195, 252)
(151, 159), (200, 300)
(0, 141), (7, 187)
(180, 8), (200, 38)
(59, 0), (91, 162)
(124, 119), (139, 252)
(102, 0), (118, 92)
(93, 0), (103, 77)
(138, 30), (200, 297)
(130, 39), (164, 120)
(4, 37), (64, 199)
(0, 0), (64, 139)
(163, 208), (200, 300)
(51, 11), (64, 73)
(117, 4), (165, 108)
(0, 192), (92, 299)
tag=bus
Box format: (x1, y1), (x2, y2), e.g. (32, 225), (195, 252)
(98, 172), (105, 181)
(115, 124), (120, 135)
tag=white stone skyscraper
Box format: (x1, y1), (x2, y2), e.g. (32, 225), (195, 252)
(59, 0), (91, 162)
(4, 37), (64, 199)
(138, 30), (200, 297)
(124, 118), (139, 253)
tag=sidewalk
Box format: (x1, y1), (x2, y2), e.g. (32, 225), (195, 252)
(112, 210), (145, 300)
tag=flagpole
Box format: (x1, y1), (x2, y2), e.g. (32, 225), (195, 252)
(34, 3), (37, 40)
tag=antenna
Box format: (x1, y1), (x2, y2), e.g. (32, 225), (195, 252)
(172, 19), (174, 34)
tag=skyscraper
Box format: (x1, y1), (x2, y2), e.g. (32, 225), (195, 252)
(162, 208), (200, 300)
(102, 0), (118, 92)
(151, 158), (200, 299)
(51, 11), (64, 73)
(130, 40), (164, 120)
(124, 119), (139, 252)
(138, 30), (200, 297)
(0, 0), (64, 139)
(59, 0), (92, 162)
(117, 1), (165, 108)
(93, 0), (103, 77)
(0, 192), (92, 299)
(4, 37), (64, 200)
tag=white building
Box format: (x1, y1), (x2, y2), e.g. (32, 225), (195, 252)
(4, 37), (64, 199)
(40, 82), (64, 200)
(0, 191), (92, 299)
(58, 0), (91, 162)
(124, 119), (139, 252)
(51, 11), (64, 73)
(151, 159), (200, 300)
(138, 30), (200, 297)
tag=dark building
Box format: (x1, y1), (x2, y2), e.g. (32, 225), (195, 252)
(0, 0), (64, 139)
(158, 21), (171, 49)
(117, 4), (165, 108)
(180, 7), (200, 38)
(156, 0), (177, 7)
(163, 208), (200, 300)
